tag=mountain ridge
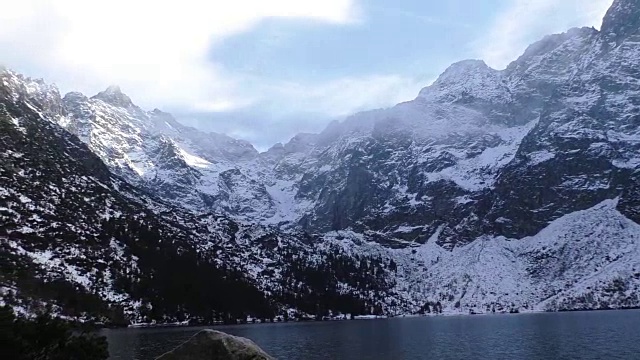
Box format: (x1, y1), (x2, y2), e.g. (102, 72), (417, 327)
(5, 1), (637, 239)
(2, 0), (640, 322)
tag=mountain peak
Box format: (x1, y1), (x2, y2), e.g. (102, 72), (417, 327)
(63, 91), (89, 103)
(426, 59), (496, 88)
(105, 85), (122, 94)
(91, 85), (134, 108)
(601, 0), (640, 41)
(417, 59), (503, 102)
(438, 60), (492, 79)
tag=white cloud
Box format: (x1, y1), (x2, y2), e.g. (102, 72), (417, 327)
(0, 0), (360, 110)
(0, 0), (432, 148)
(185, 70), (428, 121)
(256, 74), (428, 117)
(176, 73), (429, 149)
(476, 0), (613, 69)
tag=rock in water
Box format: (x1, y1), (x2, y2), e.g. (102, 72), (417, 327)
(155, 330), (274, 360)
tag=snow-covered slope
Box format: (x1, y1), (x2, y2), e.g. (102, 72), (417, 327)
(434, 198), (640, 312)
(325, 199), (640, 314)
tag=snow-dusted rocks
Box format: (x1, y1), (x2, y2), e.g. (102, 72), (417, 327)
(601, 0), (640, 42)
(92, 85), (136, 108)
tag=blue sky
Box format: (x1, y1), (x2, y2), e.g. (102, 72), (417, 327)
(210, 1), (490, 83)
(0, 0), (613, 149)
(183, 0), (502, 146)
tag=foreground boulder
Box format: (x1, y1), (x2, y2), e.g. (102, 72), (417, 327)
(156, 330), (274, 360)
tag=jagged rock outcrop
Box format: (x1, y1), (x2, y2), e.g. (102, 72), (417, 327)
(156, 330), (274, 360)
(601, 0), (640, 42)
(92, 85), (135, 108)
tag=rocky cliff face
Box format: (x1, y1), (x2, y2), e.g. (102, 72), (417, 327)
(2, 0), (640, 319)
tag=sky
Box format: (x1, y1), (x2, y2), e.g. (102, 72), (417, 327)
(0, 0), (613, 150)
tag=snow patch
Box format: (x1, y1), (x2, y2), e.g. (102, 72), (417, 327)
(528, 150), (556, 165)
(177, 146), (212, 168)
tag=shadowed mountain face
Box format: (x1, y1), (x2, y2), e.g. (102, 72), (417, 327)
(2, 0), (640, 320)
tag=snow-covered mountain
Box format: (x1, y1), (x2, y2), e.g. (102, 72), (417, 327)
(2, 0), (640, 321)
(0, 71), (398, 322)
(53, 0), (640, 250)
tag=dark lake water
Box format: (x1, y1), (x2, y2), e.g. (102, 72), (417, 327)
(104, 310), (640, 359)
